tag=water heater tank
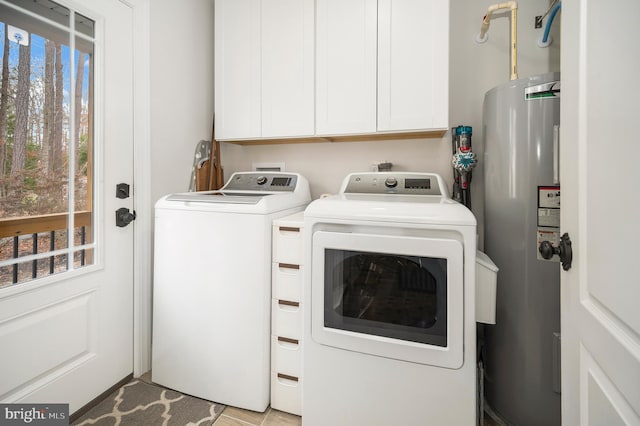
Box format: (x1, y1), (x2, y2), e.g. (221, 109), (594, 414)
(483, 72), (561, 426)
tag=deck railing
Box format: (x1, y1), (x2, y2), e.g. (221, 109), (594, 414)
(0, 211), (92, 286)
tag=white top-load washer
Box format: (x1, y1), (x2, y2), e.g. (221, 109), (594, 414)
(303, 172), (477, 425)
(152, 172), (310, 412)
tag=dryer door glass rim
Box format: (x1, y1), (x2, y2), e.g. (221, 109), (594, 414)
(310, 230), (464, 369)
(323, 249), (448, 347)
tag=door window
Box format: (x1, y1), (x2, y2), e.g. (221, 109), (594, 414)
(0, 0), (95, 287)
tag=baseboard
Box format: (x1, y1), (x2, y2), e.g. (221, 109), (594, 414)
(69, 374), (133, 423)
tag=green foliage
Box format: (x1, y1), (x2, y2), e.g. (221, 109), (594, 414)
(22, 142), (40, 189)
(77, 134), (88, 174)
(1, 25), (92, 218)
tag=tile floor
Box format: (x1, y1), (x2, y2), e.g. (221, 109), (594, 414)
(140, 372), (300, 425)
(214, 405), (498, 426)
(213, 406), (301, 426)
(215, 405), (505, 426)
(141, 372), (500, 426)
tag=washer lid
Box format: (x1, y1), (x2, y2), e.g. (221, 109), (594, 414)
(155, 172), (311, 213)
(165, 191), (268, 205)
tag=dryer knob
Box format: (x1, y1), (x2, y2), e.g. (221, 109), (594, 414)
(385, 177), (398, 188)
(256, 176), (268, 185)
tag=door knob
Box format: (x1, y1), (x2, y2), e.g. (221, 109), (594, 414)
(116, 207), (136, 227)
(539, 232), (573, 271)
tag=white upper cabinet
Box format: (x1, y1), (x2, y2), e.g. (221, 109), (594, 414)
(215, 0), (449, 141)
(215, 0), (314, 140)
(215, 0), (261, 139)
(262, 0), (314, 137)
(316, 0), (449, 137)
(316, 0), (378, 135)
(377, 0), (449, 132)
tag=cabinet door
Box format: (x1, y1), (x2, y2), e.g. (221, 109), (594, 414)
(215, 0), (261, 139)
(316, 0), (377, 135)
(378, 0), (449, 131)
(262, 0), (314, 137)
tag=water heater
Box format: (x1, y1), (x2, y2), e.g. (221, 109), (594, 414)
(483, 72), (561, 426)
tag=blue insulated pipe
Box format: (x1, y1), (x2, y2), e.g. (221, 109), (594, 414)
(542, 1), (561, 44)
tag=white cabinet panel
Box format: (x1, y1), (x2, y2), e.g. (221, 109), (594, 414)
(316, 0), (377, 135)
(215, 0), (261, 139)
(262, 0), (314, 137)
(272, 300), (303, 340)
(271, 213), (305, 415)
(272, 263), (304, 302)
(378, 0), (448, 131)
(215, 0), (314, 140)
(271, 336), (303, 377)
(271, 372), (302, 416)
(217, 0), (449, 141)
(273, 224), (304, 265)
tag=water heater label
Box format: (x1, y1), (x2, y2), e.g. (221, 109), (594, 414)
(538, 208), (560, 228)
(538, 186), (561, 208)
(537, 186), (561, 261)
(538, 186), (561, 228)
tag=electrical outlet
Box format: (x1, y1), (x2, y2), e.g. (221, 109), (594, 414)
(535, 15), (543, 28)
(253, 162), (285, 172)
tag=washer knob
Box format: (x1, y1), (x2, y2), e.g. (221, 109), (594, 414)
(256, 176), (268, 185)
(385, 177), (398, 188)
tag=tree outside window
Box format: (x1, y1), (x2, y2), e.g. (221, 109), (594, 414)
(0, 0), (94, 287)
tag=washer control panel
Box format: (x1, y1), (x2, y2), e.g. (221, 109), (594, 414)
(224, 172), (299, 192)
(343, 173), (444, 195)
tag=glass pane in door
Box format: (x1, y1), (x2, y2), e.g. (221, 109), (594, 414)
(0, 0), (95, 287)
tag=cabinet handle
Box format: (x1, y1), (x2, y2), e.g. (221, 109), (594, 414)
(278, 336), (299, 345)
(278, 263), (300, 270)
(277, 373), (299, 383)
(279, 226), (300, 233)
(278, 300), (299, 307)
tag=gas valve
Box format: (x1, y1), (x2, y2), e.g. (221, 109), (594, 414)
(539, 232), (573, 271)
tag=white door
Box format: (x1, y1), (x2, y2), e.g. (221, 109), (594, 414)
(0, 0), (134, 414)
(561, 0), (640, 424)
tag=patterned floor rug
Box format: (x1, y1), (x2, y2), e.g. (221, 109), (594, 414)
(72, 379), (225, 426)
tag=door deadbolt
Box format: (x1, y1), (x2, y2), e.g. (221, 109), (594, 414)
(116, 207), (136, 227)
(116, 183), (131, 199)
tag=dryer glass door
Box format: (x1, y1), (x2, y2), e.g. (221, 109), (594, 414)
(311, 231), (464, 368)
(323, 249), (447, 347)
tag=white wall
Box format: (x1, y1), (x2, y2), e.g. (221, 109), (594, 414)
(149, 0), (215, 206)
(219, 0), (560, 243)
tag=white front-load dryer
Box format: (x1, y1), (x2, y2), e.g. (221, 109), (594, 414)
(303, 172), (477, 425)
(152, 172), (310, 412)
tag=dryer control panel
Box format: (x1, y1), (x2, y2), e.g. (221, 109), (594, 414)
(342, 172), (445, 196)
